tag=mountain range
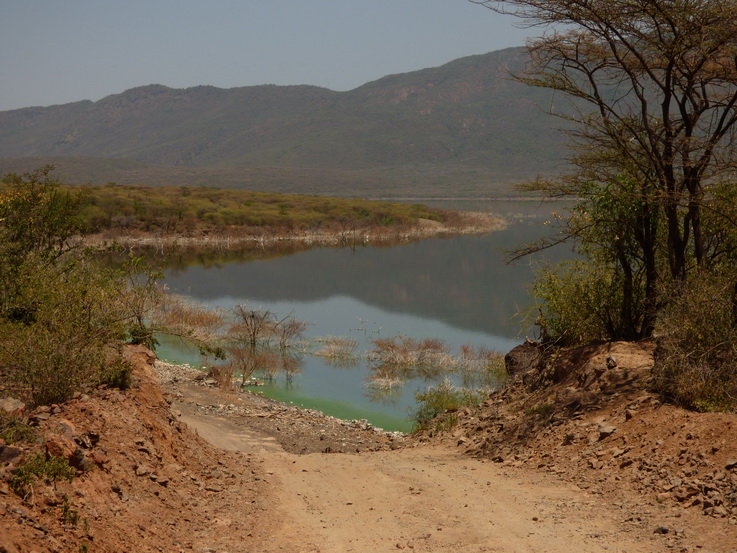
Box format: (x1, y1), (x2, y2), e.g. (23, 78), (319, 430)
(0, 47), (570, 198)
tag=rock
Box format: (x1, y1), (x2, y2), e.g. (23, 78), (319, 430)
(588, 458), (604, 470)
(45, 435), (78, 460)
(89, 451), (109, 467)
(0, 535), (20, 553)
(0, 398), (25, 416)
(560, 389), (598, 413)
(725, 459), (737, 470)
(76, 431), (101, 449)
(653, 526), (669, 534)
(0, 446), (22, 464)
(598, 423), (617, 440)
(53, 418), (78, 436)
(125, 344), (156, 366)
(135, 464), (152, 477)
(674, 484), (701, 502)
(504, 341), (544, 379)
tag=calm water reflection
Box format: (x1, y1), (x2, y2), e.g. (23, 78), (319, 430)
(159, 200), (564, 431)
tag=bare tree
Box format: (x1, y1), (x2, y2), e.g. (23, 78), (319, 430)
(227, 304), (307, 387)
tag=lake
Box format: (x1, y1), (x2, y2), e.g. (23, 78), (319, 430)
(157, 199), (563, 431)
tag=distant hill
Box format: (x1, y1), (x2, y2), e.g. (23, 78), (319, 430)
(0, 48), (571, 198)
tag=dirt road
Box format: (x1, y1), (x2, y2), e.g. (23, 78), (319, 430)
(5, 349), (731, 553)
(181, 410), (664, 553)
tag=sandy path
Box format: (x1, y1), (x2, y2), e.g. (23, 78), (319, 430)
(182, 412), (664, 553)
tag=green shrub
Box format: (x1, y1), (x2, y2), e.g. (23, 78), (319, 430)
(0, 168), (163, 406)
(525, 402), (555, 422)
(61, 495), (80, 526)
(0, 257), (131, 405)
(412, 379), (485, 433)
(10, 453), (75, 499)
(99, 358), (133, 390)
(531, 260), (631, 346)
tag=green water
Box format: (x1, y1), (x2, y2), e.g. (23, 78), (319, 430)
(255, 384), (414, 433)
(157, 336), (414, 432)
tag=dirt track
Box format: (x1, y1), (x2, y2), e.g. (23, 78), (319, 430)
(181, 407), (664, 552)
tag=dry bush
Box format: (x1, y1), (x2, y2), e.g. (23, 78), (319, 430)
(368, 335), (450, 367)
(273, 315), (309, 349)
(226, 304), (307, 387)
(653, 271), (737, 412)
(313, 336), (359, 362)
(158, 296), (225, 341)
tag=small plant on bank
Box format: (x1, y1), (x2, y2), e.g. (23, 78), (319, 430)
(455, 344), (507, 388)
(208, 363), (236, 390)
(10, 453), (75, 500)
(652, 271), (737, 412)
(61, 494), (80, 526)
(412, 379), (486, 433)
(369, 335), (451, 368)
(525, 402), (555, 423)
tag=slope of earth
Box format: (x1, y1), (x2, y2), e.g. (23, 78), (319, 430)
(429, 340), (737, 552)
(0, 346), (274, 553)
(2, 343), (736, 552)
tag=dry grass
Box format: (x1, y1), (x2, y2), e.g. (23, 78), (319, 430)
(368, 336), (452, 367)
(313, 336), (359, 362)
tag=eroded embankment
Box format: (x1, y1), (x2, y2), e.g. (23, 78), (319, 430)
(422, 340), (737, 551)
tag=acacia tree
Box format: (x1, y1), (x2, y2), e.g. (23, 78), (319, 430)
(475, 0), (737, 340)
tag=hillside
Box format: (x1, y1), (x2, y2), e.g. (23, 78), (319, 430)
(0, 48), (570, 197)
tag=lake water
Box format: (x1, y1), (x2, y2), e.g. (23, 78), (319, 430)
(158, 200), (563, 431)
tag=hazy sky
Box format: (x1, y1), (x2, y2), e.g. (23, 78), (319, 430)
(1, 1), (532, 112)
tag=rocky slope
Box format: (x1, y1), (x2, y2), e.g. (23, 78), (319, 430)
(0, 347), (405, 553)
(0, 346), (270, 552)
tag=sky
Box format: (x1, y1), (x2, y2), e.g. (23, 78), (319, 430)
(0, 1), (532, 112)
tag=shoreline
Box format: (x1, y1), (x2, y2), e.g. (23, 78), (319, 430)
(155, 356), (409, 453)
(81, 210), (506, 252)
